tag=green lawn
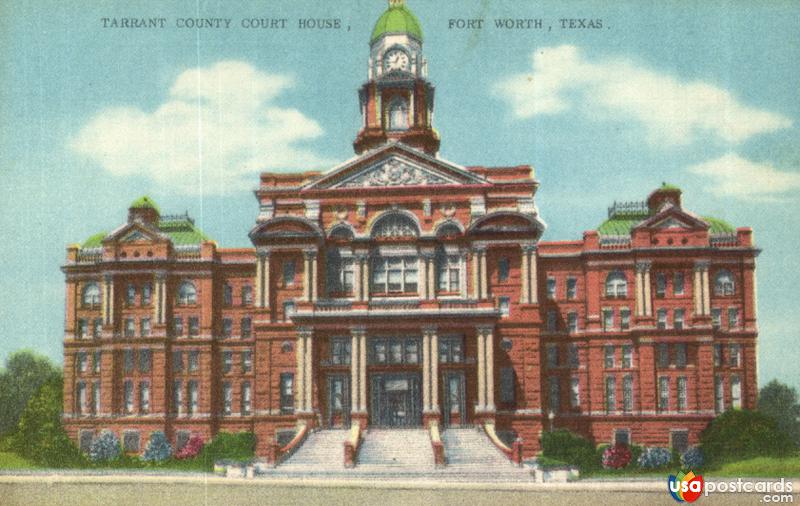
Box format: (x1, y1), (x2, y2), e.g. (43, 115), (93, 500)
(0, 452), (36, 470)
(706, 455), (800, 478)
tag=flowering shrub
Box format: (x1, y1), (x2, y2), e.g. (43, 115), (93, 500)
(681, 447), (704, 469)
(89, 430), (121, 462)
(142, 431), (172, 462)
(175, 434), (205, 460)
(601, 443), (632, 469)
(637, 447), (672, 469)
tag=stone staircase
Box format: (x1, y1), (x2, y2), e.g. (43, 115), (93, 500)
(355, 429), (435, 472)
(439, 427), (531, 481)
(274, 429), (348, 473)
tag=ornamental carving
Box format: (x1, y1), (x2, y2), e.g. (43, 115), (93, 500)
(341, 159), (450, 188)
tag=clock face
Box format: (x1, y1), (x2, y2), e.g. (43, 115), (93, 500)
(383, 49), (410, 71)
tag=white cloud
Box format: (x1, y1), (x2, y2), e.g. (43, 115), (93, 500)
(494, 45), (792, 146)
(686, 153), (800, 200)
(70, 61), (329, 194)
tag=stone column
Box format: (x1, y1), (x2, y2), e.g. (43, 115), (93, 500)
(102, 274), (114, 328)
(520, 246), (529, 304)
(303, 250), (317, 303)
(295, 333), (305, 412)
(359, 332), (367, 412)
(693, 265), (702, 316)
(428, 257), (435, 300)
(303, 329), (313, 412)
(153, 272), (167, 325)
(471, 249), (480, 299)
(254, 250), (271, 309)
(635, 262), (646, 317)
(353, 252), (364, 302)
(479, 248), (488, 300)
(694, 261), (710, 316)
(430, 329), (439, 412)
(476, 329), (486, 412)
(529, 245), (539, 304)
(351, 332), (359, 414)
(459, 252), (468, 299)
(701, 263), (711, 316)
(484, 327), (494, 411)
(362, 256), (371, 302)
(255, 252), (263, 307)
(311, 253), (319, 302)
(418, 255), (428, 300)
(422, 330), (431, 412)
(641, 262), (652, 316)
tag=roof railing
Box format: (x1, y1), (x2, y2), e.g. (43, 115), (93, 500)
(607, 200), (649, 219)
(159, 212), (194, 225)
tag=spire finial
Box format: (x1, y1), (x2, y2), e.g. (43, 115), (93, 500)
(389, 0), (405, 7)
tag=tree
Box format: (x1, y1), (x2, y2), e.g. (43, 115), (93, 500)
(8, 375), (86, 468)
(758, 380), (800, 449)
(0, 350), (60, 436)
(700, 409), (794, 465)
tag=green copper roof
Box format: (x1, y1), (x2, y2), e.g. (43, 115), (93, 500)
(81, 231), (107, 248)
(597, 214), (735, 236)
(702, 216), (735, 234)
(371, 1), (423, 43)
(157, 217), (211, 245)
(659, 182), (681, 191)
(130, 196), (160, 213)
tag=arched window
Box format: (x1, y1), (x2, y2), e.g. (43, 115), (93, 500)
(388, 98), (409, 131)
(82, 283), (101, 307)
(329, 224), (354, 241)
(177, 281), (197, 305)
(435, 222), (462, 240)
(605, 271), (628, 298)
(714, 269), (735, 296)
(371, 213), (419, 239)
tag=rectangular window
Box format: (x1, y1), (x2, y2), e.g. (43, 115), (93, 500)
(728, 307), (739, 328)
(656, 273), (666, 298)
(331, 338), (352, 365)
(123, 349), (134, 373)
(241, 350), (252, 373)
(139, 381), (150, 414)
(142, 283), (152, 306)
(124, 380), (134, 414)
(173, 317), (184, 337)
(548, 376), (560, 413)
(671, 430), (690, 454)
(241, 317), (252, 338)
(568, 343), (579, 368)
(124, 318), (135, 338)
(546, 277), (556, 300)
(731, 374), (741, 409)
(604, 345), (615, 369)
(404, 339), (419, 364)
(499, 296), (510, 317)
(92, 381), (100, 414)
(126, 284), (136, 306)
(280, 373), (294, 414)
(222, 351), (233, 373)
(567, 312), (578, 333)
(614, 429), (631, 447)
(123, 431), (140, 452)
(283, 260), (296, 286)
(658, 376), (669, 412)
(283, 300), (295, 322)
(570, 377), (580, 409)
(497, 257), (510, 283)
(173, 350), (184, 373)
(223, 284), (233, 306)
(620, 308), (630, 331)
(188, 350), (199, 372)
(222, 382), (232, 415)
(677, 376), (687, 412)
(373, 339), (387, 364)
(728, 343), (741, 367)
(371, 256), (418, 294)
(188, 380), (199, 415)
(222, 318), (232, 338)
(500, 367), (515, 403)
(327, 253), (355, 295)
(546, 344), (559, 369)
(713, 343), (722, 367)
(78, 319), (88, 339)
(79, 430), (94, 452)
(657, 308), (668, 329)
(546, 310), (557, 332)
(93, 318), (103, 338)
(173, 380), (183, 414)
(605, 376), (616, 413)
(657, 343), (669, 368)
(622, 345), (633, 369)
(675, 343), (687, 368)
(176, 430), (191, 451)
(437, 254), (462, 292)
(714, 375), (724, 413)
(566, 277), (577, 300)
(674, 273), (685, 295)
(140, 318), (151, 337)
(439, 336), (463, 363)
(623, 375), (633, 413)
(138, 349), (152, 373)
(76, 381), (86, 414)
(711, 308), (722, 329)
(602, 309), (614, 331)
(389, 340), (403, 364)
(93, 351), (101, 373)
(77, 351), (88, 373)
(241, 285), (253, 306)
(241, 381), (252, 415)
(674, 309), (685, 330)
(188, 317), (199, 337)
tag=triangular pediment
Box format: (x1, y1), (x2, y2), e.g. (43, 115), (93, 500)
(633, 206), (708, 232)
(104, 222), (166, 244)
(304, 143), (487, 190)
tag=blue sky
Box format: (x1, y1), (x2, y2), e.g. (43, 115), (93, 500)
(1, 0), (798, 391)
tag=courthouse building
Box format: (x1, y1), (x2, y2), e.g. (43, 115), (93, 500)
(62, 0), (758, 462)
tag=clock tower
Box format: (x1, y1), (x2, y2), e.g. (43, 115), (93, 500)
(354, 0), (440, 155)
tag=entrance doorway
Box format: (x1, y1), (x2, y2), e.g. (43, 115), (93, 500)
(326, 374), (350, 428)
(369, 373), (421, 427)
(442, 371), (466, 427)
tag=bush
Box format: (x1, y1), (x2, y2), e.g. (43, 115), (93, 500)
(89, 430), (121, 462)
(700, 410), (794, 465)
(199, 432), (255, 465)
(142, 431), (172, 463)
(540, 429), (597, 472)
(681, 447), (704, 469)
(637, 447), (672, 469)
(602, 444), (632, 469)
(175, 434), (205, 460)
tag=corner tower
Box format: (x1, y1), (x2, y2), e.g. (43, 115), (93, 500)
(354, 0), (440, 155)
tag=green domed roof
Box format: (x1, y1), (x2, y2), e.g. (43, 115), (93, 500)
(371, 0), (423, 43)
(130, 195), (160, 213)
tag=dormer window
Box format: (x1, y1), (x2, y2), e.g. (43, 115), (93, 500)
(388, 98), (409, 131)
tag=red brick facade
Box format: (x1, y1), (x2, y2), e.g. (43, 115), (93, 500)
(61, 2), (759, 460)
